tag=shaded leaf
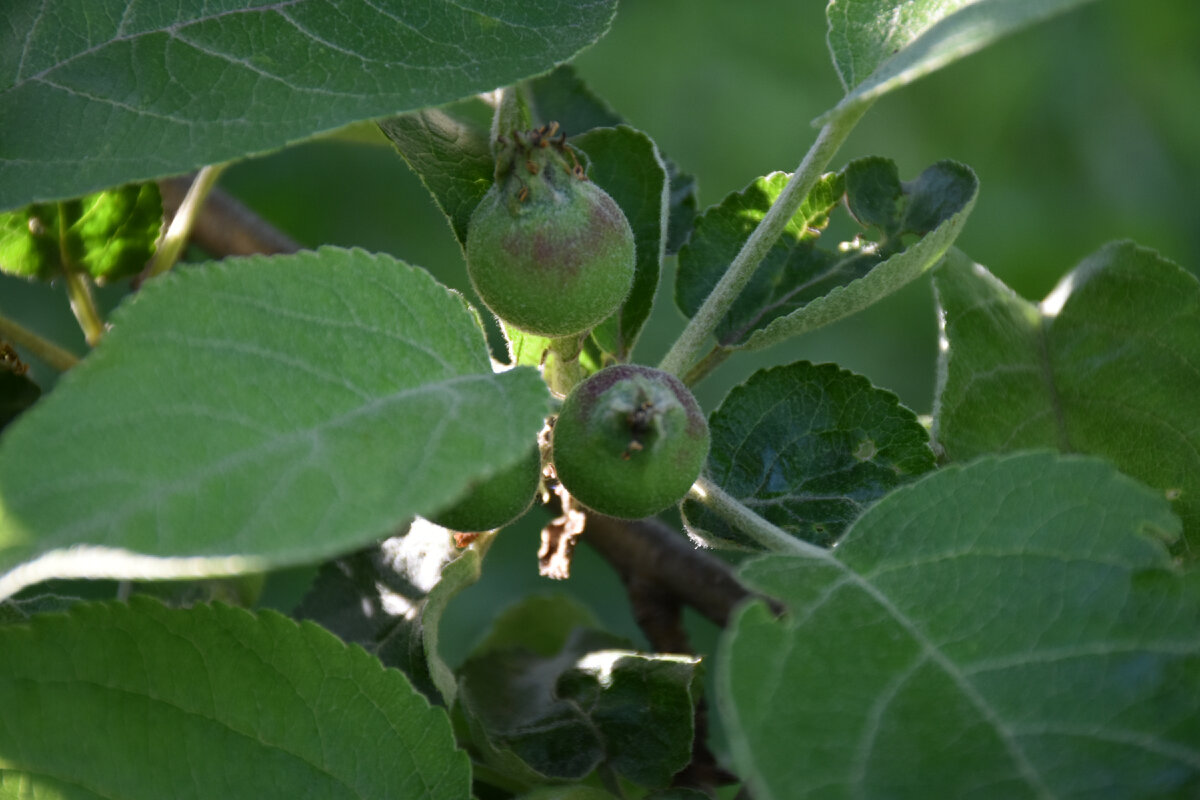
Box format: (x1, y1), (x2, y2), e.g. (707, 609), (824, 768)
(675, 159), (976, 352)
(0, 184), (161, 282)
(378, 101), (495, 249)
(294, 519), (489, 705)
(821, 0), (1101, 124)
(683, 361), (934, 550)
(459, 627), (700, 788)
(526, 65), (623, 133)
(1, 0), (618, 210)
(0, 598), (470, 798)
(0, 247), (549, 599)
(719, 452), (1199, 799)
(933, 242), (1200, 556)
(664, 162), (699, 255)
(573, 126), (668, 360)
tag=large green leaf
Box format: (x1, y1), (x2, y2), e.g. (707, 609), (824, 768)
(0, 247), (550, 599)
(0, 598), (471, 798)
(821, 0), (1101, 124)
(683, 361), (934, 550)
(933, 243), (1200, 556)
(719, 452), (1199, 799)
(0, 0), (618, 210)
(675, 158), (976, 353)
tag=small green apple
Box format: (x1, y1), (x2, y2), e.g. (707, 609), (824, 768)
(552, 365), (709, 519)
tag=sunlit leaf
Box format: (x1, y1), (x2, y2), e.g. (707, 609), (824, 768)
(821, 0), (1101, 124)
(719, 452), (1198, 799)
(933, 242), (1200, 555)
(0, 247), (549, 599)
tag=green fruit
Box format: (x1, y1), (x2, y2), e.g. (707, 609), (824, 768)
(465, 124), (635, 337)
(552, 365), (709, 519)
(428, 445), (541, 532)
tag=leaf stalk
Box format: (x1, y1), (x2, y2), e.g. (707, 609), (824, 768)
(142, 163), (229, 281)
(0, 315), (80, 371)
(688, 477), (832, 560)
(62, 269), (105, 347)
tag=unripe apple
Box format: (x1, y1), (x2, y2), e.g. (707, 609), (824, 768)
(428, 445), (541, 533)
(465, 124), (635, 337)
(552, 365), (709, 519)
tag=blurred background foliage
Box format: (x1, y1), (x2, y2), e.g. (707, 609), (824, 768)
(3, 0), (1199, 657)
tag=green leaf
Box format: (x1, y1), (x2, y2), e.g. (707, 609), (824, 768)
(459, 627), (700, 788)
(933, 242), (1200, 557)
(675, 159), (976, 352)
(682, 361), (934, 550)
(293, 520), (491, 706)
(0, 247), (550, 600)
(526, 65), (623, 133)
(718, 452), (1199, 799)
(0, 184), (162, 282)
(378, 101), (495, 250)
(1, 0), (619, 210)
(821, 0), (1101, 125)
(0, 598), (471, 798)
(573, 126), (668, 361)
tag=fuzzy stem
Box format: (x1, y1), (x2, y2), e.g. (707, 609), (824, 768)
(688, 477), (832, 561)
(657, 102), (872, 378)
(54, 200), (106, 347)
(0, 315), (80, 371)
(142, 163), (228, 281)
(543, 334), (588, 397)
(63, 270), (105, 347)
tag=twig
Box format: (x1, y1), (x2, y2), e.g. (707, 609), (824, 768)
(142, 164), (230, 281)
(581, 513), (751, 628)
(156, 176), (301, 258)
(62, 269), (104, 347)
(0, 315), (80, 371)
